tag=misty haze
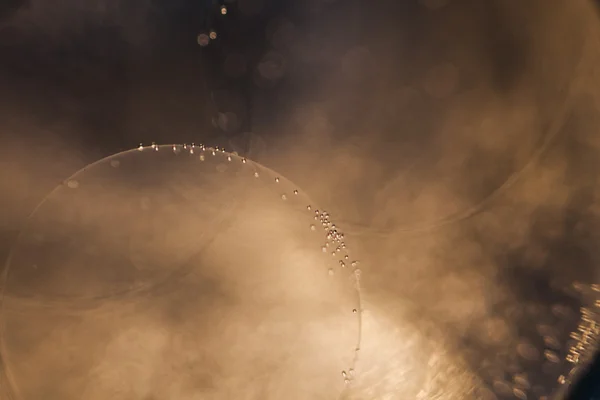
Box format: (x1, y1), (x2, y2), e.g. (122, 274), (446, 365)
(1, 0), (600, 399)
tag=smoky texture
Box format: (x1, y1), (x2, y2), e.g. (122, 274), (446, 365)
(1, 0), (600, 399)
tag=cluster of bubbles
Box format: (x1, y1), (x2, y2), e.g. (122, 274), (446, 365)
(136, 142), (364, 385)
(309, 206), (363, 385)
(562, 284), (600, 386)
(480, 281), (600, 400)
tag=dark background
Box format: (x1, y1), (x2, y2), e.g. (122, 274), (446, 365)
(2, 0), (600, 398)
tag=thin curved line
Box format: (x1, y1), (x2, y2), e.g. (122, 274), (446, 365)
(2, 145), (238, 305)
(1, 143), (364, 399)
(341, 67), (583, 238)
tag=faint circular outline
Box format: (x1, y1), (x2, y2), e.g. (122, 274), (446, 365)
(0, 143), (364, 400)
(340, 40), (590, 237)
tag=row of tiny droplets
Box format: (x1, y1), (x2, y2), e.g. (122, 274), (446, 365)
(139, 142), (364, 384)
(309, 206), (363, 384)
(562, 283), (600, 386)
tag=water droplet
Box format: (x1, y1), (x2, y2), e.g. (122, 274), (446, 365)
(339, 261), (346, 268)
(321, 246), (327, 253)
(492, 380), (512, 396)
(138, 143), (143, 150)
(344, 255), (349, 260)
(189, 148), (194, 154)
(517, 341), (540, 361)
(200, 155), (205, 161)
(543, 335), (561, 350)
(351, 261), (358, 267)
(341, 371), (347, 378)
(275, 177), (280, 183)
(293, 189), (299, 195)
(172, 145), (177, 152)
(242, 158), (247, 163)
(352, 309), (358, 313)
(212, 150), (216, 156)
(254, 172), (259, 178)
(66, 179), (79, 189)
(281, 194), (287, 200)
(544, 350), (560, 363)
(110, 160), (120, 168)
(227, 156), (232, 161)
(307, 205), (312, 211)
(512, 388), (527, 400)
(310, 225), (316, 231)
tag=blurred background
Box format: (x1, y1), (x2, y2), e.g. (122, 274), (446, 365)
(2, 0), (600, 398)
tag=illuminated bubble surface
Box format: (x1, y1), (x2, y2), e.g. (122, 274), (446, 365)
(1, 144), (362, 400)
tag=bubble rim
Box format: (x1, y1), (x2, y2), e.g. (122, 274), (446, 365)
(0, 143), (364, 400)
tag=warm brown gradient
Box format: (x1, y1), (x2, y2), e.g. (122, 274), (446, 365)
(1, 148), (361, 399)
(1, 0), (600, 399)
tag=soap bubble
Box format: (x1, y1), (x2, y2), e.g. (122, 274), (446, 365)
(1, 144), (363, 400)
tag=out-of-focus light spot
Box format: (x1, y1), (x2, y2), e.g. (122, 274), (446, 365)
(220, 5), (227, 15)
(209, 30), (217, 40)
(492, 380), (513, 396)
(197, 33), (210, 47)
(268, 18), (298, 50)
(257, 51), (286, 82)
(516, 340), (540, 361)
(217, 112), (240, 133)
(544, 350), (560, 363)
